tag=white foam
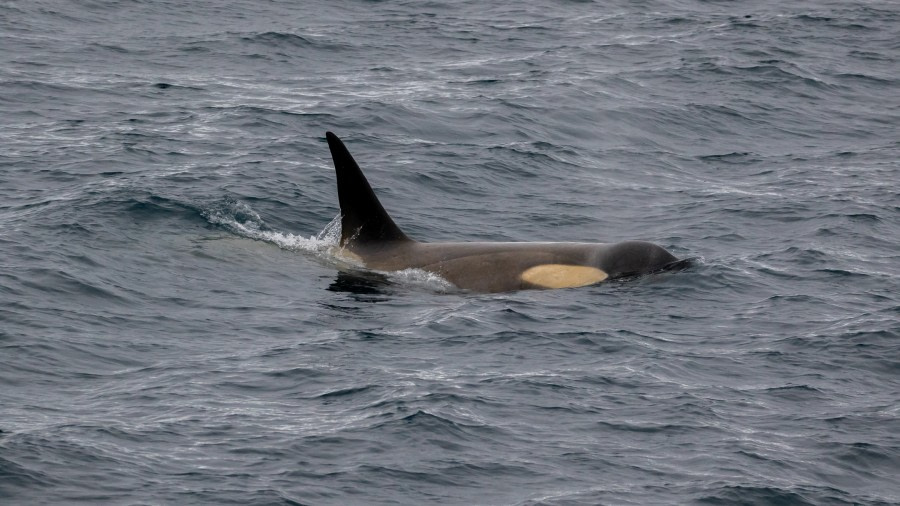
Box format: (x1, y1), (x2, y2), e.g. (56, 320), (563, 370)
(203, 199), (457, 291)
(384, 268), (456, 293)
(203, 199), (339, 258)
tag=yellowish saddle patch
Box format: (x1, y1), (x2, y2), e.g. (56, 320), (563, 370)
(520, 264), (609, 289)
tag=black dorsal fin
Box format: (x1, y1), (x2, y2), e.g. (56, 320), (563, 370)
(326, 132), (411, 247)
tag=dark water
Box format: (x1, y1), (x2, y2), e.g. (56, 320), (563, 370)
(2, 0), (899, 504)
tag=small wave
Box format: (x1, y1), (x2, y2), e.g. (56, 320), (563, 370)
(16, 267), (126, 303)
(124, 194), (207, 224)
(151, 82), (204, 91)
(241, 31), (314, 47)
(316, 385), (376, 399)
(235, 31), (349, 52)
(695, 485), (816, 505)
(0, 455), (54, 491)
(91, 42), (129, 52)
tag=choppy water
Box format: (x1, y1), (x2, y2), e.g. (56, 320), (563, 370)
(2, 1), (899, 504)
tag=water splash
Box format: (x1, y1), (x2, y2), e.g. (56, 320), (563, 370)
(315, 214), (342, 245)
(202, 197), (339, 257)
(202, 198), (455, 291)
(387, 268), (456, 293)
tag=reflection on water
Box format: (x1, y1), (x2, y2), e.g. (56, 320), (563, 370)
(328, 269), (393, 296)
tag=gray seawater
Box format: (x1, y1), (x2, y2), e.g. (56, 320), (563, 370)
(2, 0), (899, 504)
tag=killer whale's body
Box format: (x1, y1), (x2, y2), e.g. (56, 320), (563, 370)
(326, 132), (681, 293)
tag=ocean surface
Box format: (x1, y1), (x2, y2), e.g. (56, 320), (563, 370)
(2, 0), (899, 504)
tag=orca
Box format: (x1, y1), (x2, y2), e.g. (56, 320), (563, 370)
(325, 132), (684, 293)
